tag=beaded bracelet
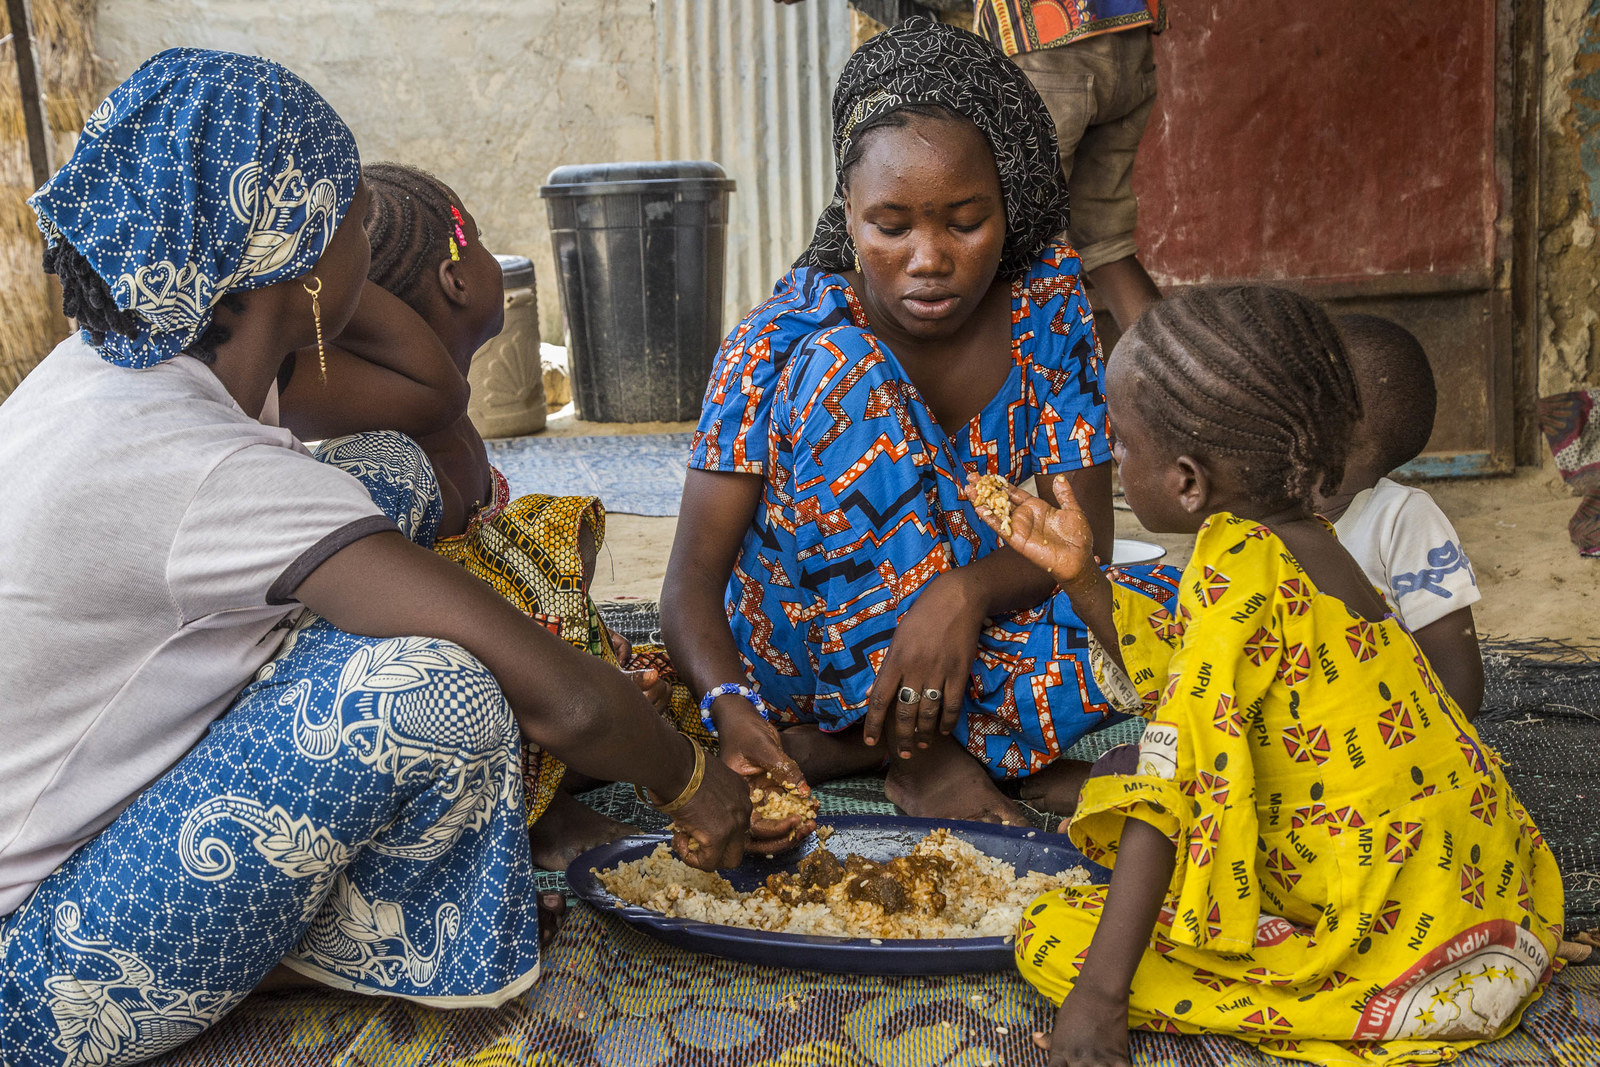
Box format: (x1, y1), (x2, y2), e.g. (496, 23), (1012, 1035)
(698, 682), (770, 734)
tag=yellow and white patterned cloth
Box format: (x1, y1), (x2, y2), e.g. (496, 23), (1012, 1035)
(1017, 513), (1564, 1065)
(434, 478), (708, 826)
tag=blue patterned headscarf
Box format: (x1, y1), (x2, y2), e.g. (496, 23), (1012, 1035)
(28, 48), (361, 368)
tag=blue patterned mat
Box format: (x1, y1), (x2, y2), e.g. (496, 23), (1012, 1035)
(151, 906), (1600, 1067)
(486, 432), (693, 517)
(141, 636), (1600, 1067)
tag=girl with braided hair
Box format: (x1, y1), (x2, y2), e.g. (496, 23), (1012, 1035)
(969, 286), (1562, 1066)
(276, 163), (803, 868)
(275, 162), (494, 539)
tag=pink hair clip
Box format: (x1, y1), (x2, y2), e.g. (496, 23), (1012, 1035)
(449, 205), (468, 261)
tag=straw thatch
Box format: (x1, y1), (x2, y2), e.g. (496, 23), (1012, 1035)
(2, 0), (103, 401)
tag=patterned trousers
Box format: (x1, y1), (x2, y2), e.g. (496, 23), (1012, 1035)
(0, 432), (540, 1067)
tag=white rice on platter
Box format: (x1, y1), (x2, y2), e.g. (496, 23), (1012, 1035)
(595, 828), (1088, 940)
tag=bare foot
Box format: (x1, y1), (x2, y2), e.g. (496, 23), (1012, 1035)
(528, 790), (634, 871)
(1017, 759), (1094, 816)
(780, 724), (884, 784)
(884, 735), (1028, 825)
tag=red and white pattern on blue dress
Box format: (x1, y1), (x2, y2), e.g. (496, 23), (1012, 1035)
(689, 245), (1179, 777)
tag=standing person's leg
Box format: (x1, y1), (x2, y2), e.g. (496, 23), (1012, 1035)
(1010, 30), (1162, 331)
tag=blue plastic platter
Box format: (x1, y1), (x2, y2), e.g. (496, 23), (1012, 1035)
(566, 814), (1109, 975)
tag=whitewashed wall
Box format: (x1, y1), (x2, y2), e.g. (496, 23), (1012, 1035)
(93, 0), (852, 347)
(95, 0), (662, 342)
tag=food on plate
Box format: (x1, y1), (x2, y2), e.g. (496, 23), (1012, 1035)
(968, 474), (1014, 536)
(751, 780), (820, 823)
(595, 828), (1087, 940)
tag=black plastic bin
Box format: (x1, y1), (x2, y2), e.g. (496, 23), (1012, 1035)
(540, 161), (735, 423)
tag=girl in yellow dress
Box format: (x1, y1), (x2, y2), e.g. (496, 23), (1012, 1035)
(967, 285), (1563, 1066)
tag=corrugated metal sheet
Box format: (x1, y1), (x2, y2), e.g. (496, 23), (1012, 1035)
(654, 1), (852, 336)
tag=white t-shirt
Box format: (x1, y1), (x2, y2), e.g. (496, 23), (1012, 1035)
(0, 336), (394, 917)
(1333, 476), (1481, 632)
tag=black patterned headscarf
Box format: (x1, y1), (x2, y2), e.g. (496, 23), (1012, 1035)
(796, 16), (1069, 281)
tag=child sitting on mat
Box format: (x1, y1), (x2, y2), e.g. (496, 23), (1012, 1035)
(1315, 314), (1484, 718)
(276, 163), (811, 866)
(967, 286), (1561, 1067)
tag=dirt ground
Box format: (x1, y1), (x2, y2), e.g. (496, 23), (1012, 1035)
(548, 405), (1600, 646)
(1101, 464), (1600, 646)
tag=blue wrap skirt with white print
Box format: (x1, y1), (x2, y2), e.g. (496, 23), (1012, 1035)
(0, 431), (540, 1067)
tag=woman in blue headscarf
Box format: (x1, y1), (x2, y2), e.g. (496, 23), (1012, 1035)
(0, 49), (749, 1066)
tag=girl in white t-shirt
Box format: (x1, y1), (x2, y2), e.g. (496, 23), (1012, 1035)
(1313, 314), (1484, 718)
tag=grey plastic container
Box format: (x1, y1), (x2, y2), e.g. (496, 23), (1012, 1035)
(465, 254), (546, 438)
(540, 161), (735, 422)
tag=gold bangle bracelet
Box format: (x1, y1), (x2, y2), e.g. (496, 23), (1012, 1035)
(633, 736), (706, 815)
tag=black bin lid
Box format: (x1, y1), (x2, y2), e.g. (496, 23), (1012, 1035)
(539, 160), (734, 198)
(495, 254), (534, 289)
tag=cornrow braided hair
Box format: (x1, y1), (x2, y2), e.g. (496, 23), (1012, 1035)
(42, 239), (242, 364)
(362, 162), (459, 310)
(1118, 285), (1363, 512)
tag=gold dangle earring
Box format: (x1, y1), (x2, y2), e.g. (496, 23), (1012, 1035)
(303, 277), (326, 383)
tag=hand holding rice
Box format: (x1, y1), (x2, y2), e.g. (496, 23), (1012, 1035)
(751, 780), (820, 823)
(969, 474), (1015, 536)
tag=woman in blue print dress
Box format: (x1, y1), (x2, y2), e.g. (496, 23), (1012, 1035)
(662, 18), (1178, 828)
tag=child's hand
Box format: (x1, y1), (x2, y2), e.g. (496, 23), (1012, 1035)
(626, 666), (672, 714)
(965, 473), (1099, 592)
(608, 626), (633, 666)
(1032, 986), (1132, 1066)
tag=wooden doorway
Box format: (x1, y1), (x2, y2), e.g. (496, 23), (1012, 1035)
(1131, 0), (1513, 476)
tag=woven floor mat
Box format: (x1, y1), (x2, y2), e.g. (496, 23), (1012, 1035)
(1473, 640), (1600, 929)
(150, 906), (1600, 1067)
(144, 631), (1600, 1066)
(486, 433), (692, 517)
